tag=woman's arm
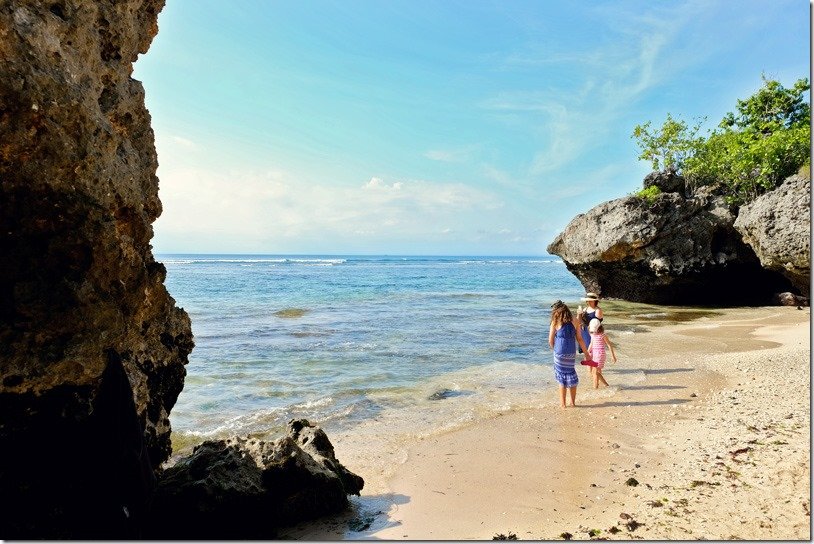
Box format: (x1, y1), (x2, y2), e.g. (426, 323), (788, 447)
(595, 307), (604, 320)
(574, 318), (589, 355)
(548, 322), (556, 348)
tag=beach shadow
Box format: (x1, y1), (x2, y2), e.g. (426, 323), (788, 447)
(587, 398), (692, 408)
(644, 367), (694, 374)
(346, 493), (411, 540)
(620, 385), (686, 391)
(611, 367), (694, 375)
(279, 493), (410, 540)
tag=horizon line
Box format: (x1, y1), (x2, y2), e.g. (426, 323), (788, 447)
(154, 252), (559, 258)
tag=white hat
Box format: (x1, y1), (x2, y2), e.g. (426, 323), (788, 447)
(588, 318), (601, 333)
(581, 292), (600, 302)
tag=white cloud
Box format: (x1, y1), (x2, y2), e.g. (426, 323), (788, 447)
(481, 2), (707, 180)
(170, 135), (196, 149)
(365, 177), (403, 191)
(153, 164), (506, 252)
(425, 150), (457, 162)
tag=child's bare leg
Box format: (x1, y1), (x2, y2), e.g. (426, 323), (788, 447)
(559, 385), (566, 408)
(597, 369), (609, 387)
(569, 386), (577, 407)
(593, 368), (599, 389)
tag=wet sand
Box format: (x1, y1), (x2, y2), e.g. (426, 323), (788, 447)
(282, 306), (810, 540)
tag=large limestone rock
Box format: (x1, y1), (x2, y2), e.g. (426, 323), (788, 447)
(547, 188), (793, 305)
(1, 1), (192, 537)
(147, 419), (365, 539)
(734, 174), (811, 296)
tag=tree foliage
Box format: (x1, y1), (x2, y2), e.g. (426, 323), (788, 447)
(631, 113), (704, 172)
(632, 76), (811, 205)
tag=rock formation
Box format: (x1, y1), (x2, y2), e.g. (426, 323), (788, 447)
(547, 179), (795, 306)
(1, 1), (193, 537)
(146, 419), (365, 539)
(1, 3), (365, 539)
(734, 174), (811, 297)
(643, 168), (686, 196)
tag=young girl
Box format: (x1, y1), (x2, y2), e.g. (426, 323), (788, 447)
(548, 301), (590, 408)
(587, 318), (617, 389)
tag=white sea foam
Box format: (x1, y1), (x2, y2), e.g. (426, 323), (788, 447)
(163, 258), (347, 265)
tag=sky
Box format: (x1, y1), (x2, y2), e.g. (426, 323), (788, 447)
(133, 0), (810, 256)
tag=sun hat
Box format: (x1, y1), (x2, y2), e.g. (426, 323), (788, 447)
(581, 292), (600, 302)
(588, 318), (601, 333)
(550, 299), (564, 309)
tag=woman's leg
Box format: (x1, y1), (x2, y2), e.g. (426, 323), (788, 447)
(559, 385), (567, 408)
(569, 386), (577, 407)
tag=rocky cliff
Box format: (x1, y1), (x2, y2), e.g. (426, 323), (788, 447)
(547, 172), (802, 305)
(1, 1), (193, 537)
(1, 2), (365, 538)
(734, 174), (811, 297)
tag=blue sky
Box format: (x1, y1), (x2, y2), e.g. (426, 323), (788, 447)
(134, 0), (810, 255)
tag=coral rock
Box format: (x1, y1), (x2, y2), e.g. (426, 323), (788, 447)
(147, 419), (364, 539)
(547, 181), (792, 305)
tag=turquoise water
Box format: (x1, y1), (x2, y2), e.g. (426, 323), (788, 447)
(161, 255), (587, 451)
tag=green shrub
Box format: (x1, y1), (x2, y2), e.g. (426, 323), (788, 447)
(635, 185), (663, 204)
(632, 76), (810, 205)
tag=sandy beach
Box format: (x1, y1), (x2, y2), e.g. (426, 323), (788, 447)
(282, 306), (810, 540)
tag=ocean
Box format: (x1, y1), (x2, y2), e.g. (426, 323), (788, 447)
(161, 255), (594, 472)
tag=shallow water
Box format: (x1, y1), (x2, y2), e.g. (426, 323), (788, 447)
(160, 255), (687, 463)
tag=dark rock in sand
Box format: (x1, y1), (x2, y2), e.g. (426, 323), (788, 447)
(774, 292), (810, 307)
(428, 388), (473, 400)
(147, 419), (364, 539)
(734, 174), (811, 297)
(0, 1), (192, 538)
(625, 519), (642, 531)
(547, 172), (793, 305)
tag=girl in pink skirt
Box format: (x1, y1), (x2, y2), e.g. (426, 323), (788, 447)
(587, 318), (617, 389)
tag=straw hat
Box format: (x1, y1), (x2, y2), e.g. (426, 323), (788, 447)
(581, 292), (600, 302)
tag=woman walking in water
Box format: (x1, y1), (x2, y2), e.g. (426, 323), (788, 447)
(577, 292), (603, 354)
(549, 301), (590, 408)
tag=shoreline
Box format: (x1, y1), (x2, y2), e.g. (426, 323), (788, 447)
(281, 306), (811, 540)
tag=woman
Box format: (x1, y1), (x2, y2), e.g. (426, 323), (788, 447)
(578, 292), (603, 353)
